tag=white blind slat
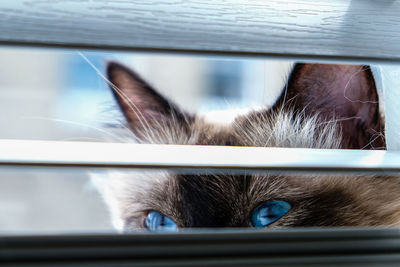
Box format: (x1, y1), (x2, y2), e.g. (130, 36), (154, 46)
(0, 140), (398, 174)
(0, 1), (399, 62)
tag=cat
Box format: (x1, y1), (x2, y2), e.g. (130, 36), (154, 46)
(92, 61), (400, 232)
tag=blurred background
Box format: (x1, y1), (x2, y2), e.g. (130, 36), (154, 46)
(0, 46), (292, 233)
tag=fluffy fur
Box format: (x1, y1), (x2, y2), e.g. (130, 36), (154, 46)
(92, 62), (399, 231)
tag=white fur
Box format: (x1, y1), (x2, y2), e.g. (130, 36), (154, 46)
(91, 170), (170, 231)
(91, 108), (340, 230)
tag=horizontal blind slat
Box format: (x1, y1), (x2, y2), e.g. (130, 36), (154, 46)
(0, 140), (398, 174)
(0, 0), (399, 62)
(3, 229), (400, 265)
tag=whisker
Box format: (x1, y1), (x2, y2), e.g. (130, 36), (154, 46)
(360, 134), (382, 150)
(78, 52), (153, 142)
(61, 137), (107, 142)
(360, 130), (385, 150)
(343, 66), (378, 104)
(316, 116), (362, 126)
(22, 116), (124, 142)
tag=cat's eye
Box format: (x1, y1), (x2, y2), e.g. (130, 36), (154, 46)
(145, 211), (178, 232)
(251, 200), (291, 228)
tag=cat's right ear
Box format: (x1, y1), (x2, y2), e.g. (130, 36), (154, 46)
(270, 63), (384, 149)
(106, 62), (193, 143)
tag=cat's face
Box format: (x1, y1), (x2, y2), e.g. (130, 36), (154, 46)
(94, 62), (400, 232)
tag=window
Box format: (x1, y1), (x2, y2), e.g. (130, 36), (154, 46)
(1, 0), (400, 265)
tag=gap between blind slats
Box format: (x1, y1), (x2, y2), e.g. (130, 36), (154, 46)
(0, 1), (399, 157)
(381, 66), (400, 151)
(0, 139), (399, 174)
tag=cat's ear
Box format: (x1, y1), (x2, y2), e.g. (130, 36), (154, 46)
(107, 62), (193, 142)
(272, 63), (384, 149)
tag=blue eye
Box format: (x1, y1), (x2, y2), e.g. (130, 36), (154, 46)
(251, 200), (291, 228)
(145, 211), (178, 232)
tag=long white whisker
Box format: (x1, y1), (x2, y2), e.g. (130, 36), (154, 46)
(360, 130), (385, 150)
(61, 137), (108, 142)
(22, 116), (124, 142)
(264, 72), (291, 147)
(343, 66), (378, 104)
(78, 52), (153, 141)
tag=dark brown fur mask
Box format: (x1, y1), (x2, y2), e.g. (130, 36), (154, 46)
(93, 62), (400, 232)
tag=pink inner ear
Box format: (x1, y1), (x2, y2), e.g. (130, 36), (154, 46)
(277, 63), (384, 149)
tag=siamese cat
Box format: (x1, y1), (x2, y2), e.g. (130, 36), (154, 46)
(93, 62), (400, 232)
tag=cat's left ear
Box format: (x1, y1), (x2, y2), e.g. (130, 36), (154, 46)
(106, 61), (194, 142)
(272, 63), (384, 149)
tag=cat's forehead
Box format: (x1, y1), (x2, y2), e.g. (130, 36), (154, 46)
(187, 110), (340, 149)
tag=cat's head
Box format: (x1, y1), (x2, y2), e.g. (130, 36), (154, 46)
(94, 61), (399, 232)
